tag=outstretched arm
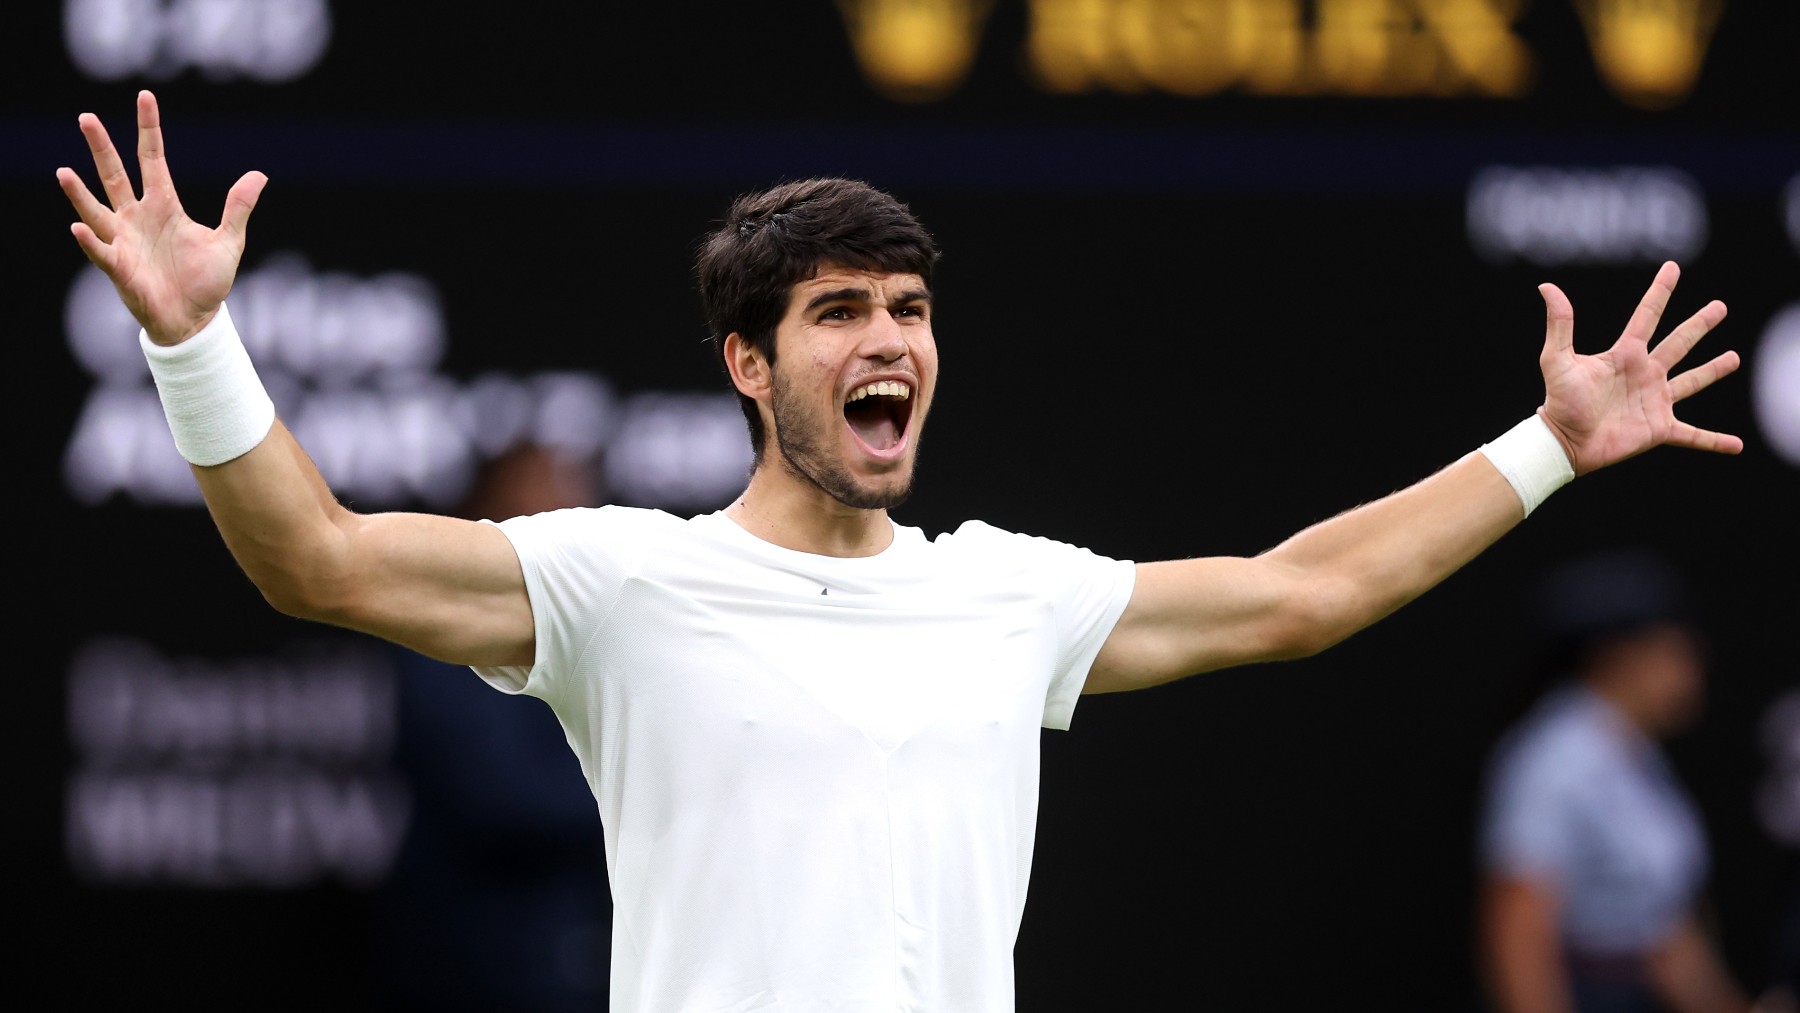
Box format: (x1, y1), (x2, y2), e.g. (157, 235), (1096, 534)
(1087, 262), (1740, 693)
(59, 91), (534, 668)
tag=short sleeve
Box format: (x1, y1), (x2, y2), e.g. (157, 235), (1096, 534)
(1480, 736), (1579, 884)
(1044, 553), (1136, 730)
(942, 521), (1136, 731)
(470, 505), (668, 706)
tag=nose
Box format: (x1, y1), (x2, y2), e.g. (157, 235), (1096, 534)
(859, 308), (909, 362)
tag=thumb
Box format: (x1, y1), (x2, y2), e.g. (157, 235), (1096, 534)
(219, 170), (268, 242)
(1538, 282), (1574, 361)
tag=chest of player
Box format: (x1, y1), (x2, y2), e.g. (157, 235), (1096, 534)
(593, 574), (1060, 756)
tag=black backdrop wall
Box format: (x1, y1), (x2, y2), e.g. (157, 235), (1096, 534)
(12, 2), (1798, 1009)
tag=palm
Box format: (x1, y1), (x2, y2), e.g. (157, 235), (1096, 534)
(1535, 262), (1741, 476)
(105, 191), (240, 330)
(58, 90), (266, 345)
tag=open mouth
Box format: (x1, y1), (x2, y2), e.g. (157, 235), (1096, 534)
(843, 380), (914, 455)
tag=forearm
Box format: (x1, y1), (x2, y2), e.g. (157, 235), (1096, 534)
(1257, 412), (1571, 651)
(1089, 416), (1573, 689)
(1482, 878), (1576, 1013)
(1258, 447), (1524, 651)
(1650, 920), (1753, 1013)
(192, 418), (361, 616)
(1488, 943), (1575, 1013)
(1488, 947), (1575, 1013)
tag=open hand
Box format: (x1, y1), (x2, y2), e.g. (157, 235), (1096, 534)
(56, 90), (267, 346)
(1537, 261), (1743, 476)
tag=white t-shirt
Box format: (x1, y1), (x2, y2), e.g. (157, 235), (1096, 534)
(474, 506), (1136, 1012)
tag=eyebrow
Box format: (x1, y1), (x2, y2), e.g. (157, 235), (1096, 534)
(802, 287), (933, 314)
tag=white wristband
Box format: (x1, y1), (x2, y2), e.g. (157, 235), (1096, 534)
(1478, 414), (1575, 517)
(140, 303), (276, 467)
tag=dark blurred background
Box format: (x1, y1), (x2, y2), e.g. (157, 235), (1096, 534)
(10, 2), (1797, 1009)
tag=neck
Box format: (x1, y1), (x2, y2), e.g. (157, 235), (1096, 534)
(1587, 678), (1650, 732)
(1585, 674), (1678, 741)
(724, 466), (895, 558)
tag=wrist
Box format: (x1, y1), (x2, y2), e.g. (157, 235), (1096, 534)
(143, 306), (222, 348)
(1479, 413), (1575, 517)
(1534, 408), (1582, 476)
(140, 302), (276, 467)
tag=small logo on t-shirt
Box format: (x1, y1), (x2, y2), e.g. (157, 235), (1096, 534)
(820, 587), (829, 595)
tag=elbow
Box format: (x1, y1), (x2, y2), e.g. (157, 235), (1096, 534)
(1239, 608), (1338, 663)
(1270, 577), (1374, 660)
(1270, 624), (1341, 662)
(260, 576), (377, 634)
(233, 514), (365, 624)
(254, 572), (335, 623)
(244, 548), (359, 625)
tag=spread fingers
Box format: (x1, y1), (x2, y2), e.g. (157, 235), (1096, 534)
(1652, 300), (1728, 373)
(57, 166), (116, 243)
(136, 90), (175, 195)
(1668, 349), (1740, 403)
(78, 111), (136, 210)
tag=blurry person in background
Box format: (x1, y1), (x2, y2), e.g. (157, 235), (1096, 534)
(371, 443), (610, 1013)
(1477, 549), (1753, 1013)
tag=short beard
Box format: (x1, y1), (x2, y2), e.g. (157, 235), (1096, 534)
(770, 376), (913, 511)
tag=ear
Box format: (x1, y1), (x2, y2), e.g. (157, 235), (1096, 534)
(724, 332), (772, 401)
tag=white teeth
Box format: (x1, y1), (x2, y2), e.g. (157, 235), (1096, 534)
(846, 381), (912, 403)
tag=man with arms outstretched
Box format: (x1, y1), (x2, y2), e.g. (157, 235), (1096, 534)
(59, 92), (1743, 1011)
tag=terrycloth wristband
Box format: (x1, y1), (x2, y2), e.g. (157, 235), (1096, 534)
(1479, 414), (1575, 517)
(139, 302), (276, 467)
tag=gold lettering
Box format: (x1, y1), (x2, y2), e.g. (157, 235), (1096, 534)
(1310, 0), (1529, 97)
(1235, 0), (1307, 94)
(1022, 0), (1529, 98)
(1313, 0), (1402, 95)
(1111, 0), (1165, 92)
(1138, 0), (1307, 96)
(1026, 0), (1138, 92)
(1572, 0), (1723, 109)
(839, 0), (1715, 108)
(835, 0), (999, 102)
(1417, 0), (1532, 96)
(1025, 0), (1311, 96)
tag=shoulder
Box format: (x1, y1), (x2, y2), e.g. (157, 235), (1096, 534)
(489, 504), (690, 561)
(924, 521), (1133, 614)
(932, 519), (1116, 567)
(1489, 689), (1617, 797)
(494, 503), (683, 537)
